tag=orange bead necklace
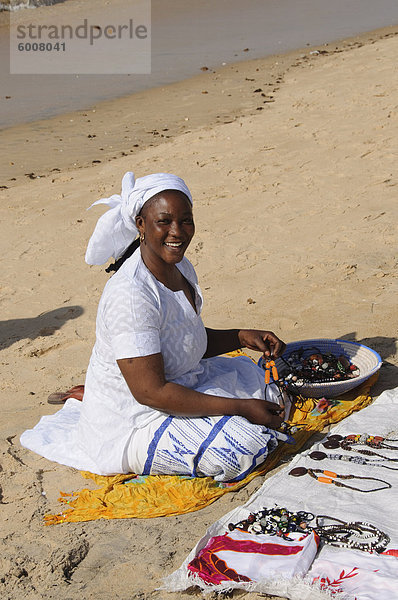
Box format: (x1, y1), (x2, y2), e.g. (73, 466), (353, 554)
(289, 466), (391, 493)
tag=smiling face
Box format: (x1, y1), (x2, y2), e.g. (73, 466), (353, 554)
(135, 190), (195, 270)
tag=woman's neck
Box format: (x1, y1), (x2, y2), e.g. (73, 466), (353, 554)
(140, 246), (197, 313)
(140, 246), (182, 291)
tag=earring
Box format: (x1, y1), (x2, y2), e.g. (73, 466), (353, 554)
(140, 232), (145, 242)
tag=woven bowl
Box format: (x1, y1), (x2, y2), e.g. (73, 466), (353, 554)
(258, 338), (382, 398)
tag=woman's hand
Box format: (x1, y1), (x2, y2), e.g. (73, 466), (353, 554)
(240, 398), (285, 428)
(238, 329), (286, 358)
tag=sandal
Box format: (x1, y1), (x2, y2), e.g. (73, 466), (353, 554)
(47, 384), (85, 404)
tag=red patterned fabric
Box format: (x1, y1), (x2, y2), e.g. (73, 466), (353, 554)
(188, 529), (319, 584)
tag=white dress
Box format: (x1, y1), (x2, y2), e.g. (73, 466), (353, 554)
(20, 249), (279, 481)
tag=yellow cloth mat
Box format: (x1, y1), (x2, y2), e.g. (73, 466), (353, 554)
(44, 373), (378, 525)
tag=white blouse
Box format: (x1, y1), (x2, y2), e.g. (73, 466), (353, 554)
(77, 249), (208, 474)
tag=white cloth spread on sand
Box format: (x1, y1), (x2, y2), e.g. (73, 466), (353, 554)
(163, 387), (398, 599)
(85, 172), (192, 265)
(309, 546), (398, 600)
(21, 249), (280, 479)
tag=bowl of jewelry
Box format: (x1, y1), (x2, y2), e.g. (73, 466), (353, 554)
(259, 339), (382, 398)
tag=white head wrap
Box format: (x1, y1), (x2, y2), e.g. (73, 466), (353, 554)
(85, 172), (193, 265)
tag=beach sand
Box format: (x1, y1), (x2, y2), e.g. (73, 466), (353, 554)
(1, 17), (398, 600)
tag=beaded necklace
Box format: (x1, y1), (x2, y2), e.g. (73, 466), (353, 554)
(310, 450), (398, 471)
(228, 506), (314, 539)
(278, 348), (359, 386)
(324, 433), (398, 451)
(227, 506), (390, 553)
(289, 466), (391, 492)
(264, 359), (279, 385)
(315, 515), (390, 553)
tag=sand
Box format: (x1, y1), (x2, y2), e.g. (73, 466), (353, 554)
(1, 16), (398, 600)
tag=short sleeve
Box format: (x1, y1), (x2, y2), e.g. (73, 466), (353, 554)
(101, 278), (161, 360)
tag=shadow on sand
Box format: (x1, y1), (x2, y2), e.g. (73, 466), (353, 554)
(0, 305), (84, 351)
(339, 332), (398, 395)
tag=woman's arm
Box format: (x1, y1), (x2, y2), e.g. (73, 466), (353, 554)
(204, 328), (286, 359)
(117, 353), (284, 428)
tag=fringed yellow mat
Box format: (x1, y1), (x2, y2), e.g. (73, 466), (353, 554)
(44, 373), (378, 525)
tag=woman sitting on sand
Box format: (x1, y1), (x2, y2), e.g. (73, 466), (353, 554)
(21, 172), (286, 482)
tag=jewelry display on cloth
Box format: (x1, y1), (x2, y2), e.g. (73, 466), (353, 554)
(309, 450), (398, 470)
(323, 433), (398, 451)
(227, 507), (390, 554)
(228, 506), (314, 539)
(289, 467), (392, 493)
(189, 507), (320, 585)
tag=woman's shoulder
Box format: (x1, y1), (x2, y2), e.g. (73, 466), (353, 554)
(107, 250), (149, 285)
(177, 256), (198, 285)
(101, 251), (159, 305)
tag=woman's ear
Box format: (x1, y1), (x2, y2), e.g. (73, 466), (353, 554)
(135, 215), (144, 234)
